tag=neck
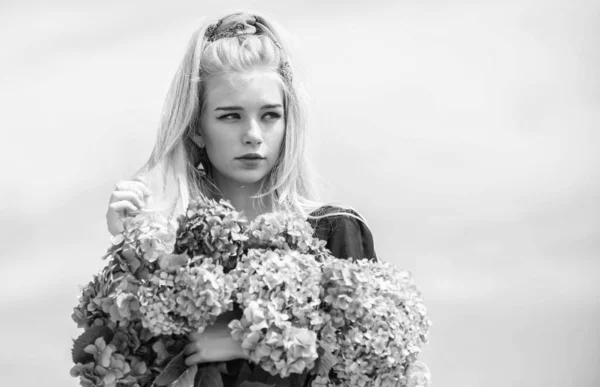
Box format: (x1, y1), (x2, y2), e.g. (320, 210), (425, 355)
(212, 176), (270, 221)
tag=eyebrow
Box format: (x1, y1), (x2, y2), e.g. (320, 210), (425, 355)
(214, 104), (283, 111)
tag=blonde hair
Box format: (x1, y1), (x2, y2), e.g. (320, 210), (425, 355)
(136, 11), (365, 225)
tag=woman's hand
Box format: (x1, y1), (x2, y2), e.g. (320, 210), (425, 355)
(106, 179), (152, 235)
(184, 319), (247, 366)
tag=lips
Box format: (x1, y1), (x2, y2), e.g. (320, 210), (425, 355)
(237, 153), (265, 160)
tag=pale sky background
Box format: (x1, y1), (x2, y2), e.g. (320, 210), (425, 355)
(0, 0), (598, 386)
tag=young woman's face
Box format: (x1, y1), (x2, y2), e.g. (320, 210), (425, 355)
(198, 70), (285, 188)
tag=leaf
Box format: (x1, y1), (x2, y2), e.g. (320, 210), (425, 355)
(171, 365), (198, 387)
(224, 360), (253, 386)
(128, 256), (142, 274)
(153, 351), (188, 386)
(289, 374), (303, 387)
(311, 348), (336, 377)
(71, 325), (114, 363)
(193, 364), (223, 387)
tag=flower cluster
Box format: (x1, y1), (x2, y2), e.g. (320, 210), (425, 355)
(109, 213), (177, 278)
(72, 266), (114, 329)
(406, 360), (433, 387)
(71, 203), (242, 387)
(247, 211), (329, 259)
(72, 262), (142, 330)
(316, 259), (432, 387)
(228, 249), (327, 377)
(174, 198), (248, 270)
(138, 257), (236, 336)
(71, 198), (432, 387)
(70, 336), (150, 387)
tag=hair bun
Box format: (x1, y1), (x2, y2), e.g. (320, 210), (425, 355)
(205, 13), (259, 42)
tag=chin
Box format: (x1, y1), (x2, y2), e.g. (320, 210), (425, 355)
(231, 171), (268, 185)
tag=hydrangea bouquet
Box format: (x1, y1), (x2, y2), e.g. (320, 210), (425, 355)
(71, 198), (432, 387)
(70, 199), (247, 387)
(227, 211), (332, 378)
(313, 259), (432, 387)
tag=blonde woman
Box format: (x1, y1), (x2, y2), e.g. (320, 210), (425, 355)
(105, 11), (377, 386)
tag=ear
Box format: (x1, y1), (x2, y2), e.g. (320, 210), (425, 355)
(191, 133), (204, 148)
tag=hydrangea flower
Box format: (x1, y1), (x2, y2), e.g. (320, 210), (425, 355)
(406, 360), (432, 387)
(72, 199), (433, 387)
(72, 267), (113, 329)
(111, 212), (176, 261)
(103, 212), (177, 283)
(137, 270), (188, 337)
(228, 248), (326, 377)
(174, 198), (248, 270)
(317, 258), (432, 387)
(247, 211), (329, 259)
(73, 201), (240, 387)
(138, 257), (236, 337)
(170, 257), (236, 332)
(72, 263), (143, 328)
(70, 337), (149, 387)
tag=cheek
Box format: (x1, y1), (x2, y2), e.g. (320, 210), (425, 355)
(271, 123), (286, 148)
(204, 138), (230, 163)
(200, 132), (224, 164)
(201, 124), (229, 153)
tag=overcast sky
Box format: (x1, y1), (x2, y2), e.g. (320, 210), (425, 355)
(0, 1), (598, 386)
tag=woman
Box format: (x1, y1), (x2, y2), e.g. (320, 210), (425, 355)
(105, 11), (377, 386)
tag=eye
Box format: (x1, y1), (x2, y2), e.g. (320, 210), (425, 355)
(263, 112), (282, 121)
(217, 113), (241, 120)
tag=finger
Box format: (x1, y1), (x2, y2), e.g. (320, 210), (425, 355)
(109, 199), (142, 216)
(115, 181), (133, 192)
(108, 222), (124, 236)
(184, 351), (205, 366)
(132, 175), (148, 185)
(115, 184), (145, 202)
(124, 182), (151, 202)
(125, 181), (150, 198)
(110, 191), (145, 208)
(128, 177), (152, 196)
(133, 180), (152, 196)
(106, 211), (124, 235)
(189, 331), (204, 340)
(115, 180), (146, 195)
(109, 201), (139, 215)
(183, 343), (195, 356)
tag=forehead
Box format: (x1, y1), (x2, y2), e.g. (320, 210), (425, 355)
(203, 70), (284, 107)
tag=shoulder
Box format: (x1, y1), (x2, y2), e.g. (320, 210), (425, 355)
(308, 205), (366, 237)
(308, 205), (377, 261)
(309, 204), (362, 222)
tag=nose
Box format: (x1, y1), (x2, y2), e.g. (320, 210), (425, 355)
(242, 118), (263, 146)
